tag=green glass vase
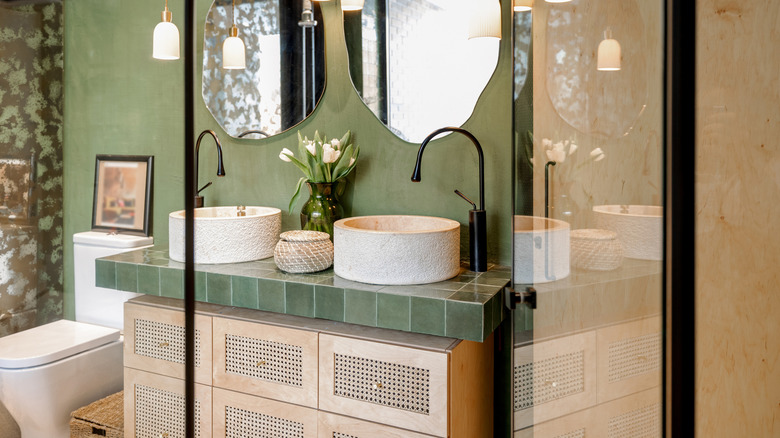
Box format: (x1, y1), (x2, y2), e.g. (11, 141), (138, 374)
(300, 182), (343, 240)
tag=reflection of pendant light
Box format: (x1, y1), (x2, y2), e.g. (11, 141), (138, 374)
(341, 0), (364, 11)
(545, 0), (572, 3)
(468, 0), (502, 40)
(223, 0), (246, 69)
(514, 0), (533, 11)
(153, 0), (179, 60)
(597, 28), (621, 71)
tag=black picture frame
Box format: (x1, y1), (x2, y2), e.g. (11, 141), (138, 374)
(91, 154), (153, 236)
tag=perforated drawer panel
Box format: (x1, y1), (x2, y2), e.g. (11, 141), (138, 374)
(332, 433), (359, 438)
(607, 333), (661, 383)
(135, 318), (201, 367)
(334, 353), (431, 415)
(213, 387), (317, 438)
(135, 384), (202, 438)
(225, 333), (303, 387)
(555, 429), (586, 438)
(225, 405), (305, 438)
(607, 403), (661, 438)
(514, 350), (585, 411)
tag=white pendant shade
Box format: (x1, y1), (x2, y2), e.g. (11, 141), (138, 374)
(223, 32), (246, 69)
(152, 10), (179, 60)
(341, 0), (364, 11)
(469, 0), (502, 40)
(514, 0), (532, 12)
(597, 29), (621, 71)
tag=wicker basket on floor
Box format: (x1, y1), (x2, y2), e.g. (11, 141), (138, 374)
(70, 391), (123, 438)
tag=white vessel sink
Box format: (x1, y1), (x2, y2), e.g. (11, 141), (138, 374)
(333, 215), (461, 285)
(593, 205), (662, 260)
(169, 206), (281, 264)
(513, 216), (570, 284)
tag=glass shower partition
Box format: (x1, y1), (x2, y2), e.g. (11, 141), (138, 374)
(510, 0), (664, 436)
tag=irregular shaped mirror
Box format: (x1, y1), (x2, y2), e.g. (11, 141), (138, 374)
(344, 0), (499, 143)
(203, 0), (325, 139)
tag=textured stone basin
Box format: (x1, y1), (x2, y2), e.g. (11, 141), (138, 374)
(593, 205), (662, 260)
(333, 215), (460, 285)
(514, 216), (570, 284)
(169, 206), (281, 264)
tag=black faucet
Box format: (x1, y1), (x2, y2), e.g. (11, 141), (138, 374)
(411, 127), (487, 272)
(195, 129), (226, 208)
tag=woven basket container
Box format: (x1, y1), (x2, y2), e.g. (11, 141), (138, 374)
(570, 229), (623, 271)
(69, 390), (123, 438)
(274, 230), (334, 273)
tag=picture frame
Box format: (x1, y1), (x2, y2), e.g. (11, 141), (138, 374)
(92, 155), (153, 236)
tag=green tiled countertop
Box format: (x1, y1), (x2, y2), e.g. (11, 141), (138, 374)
(96, 245), (510, 342)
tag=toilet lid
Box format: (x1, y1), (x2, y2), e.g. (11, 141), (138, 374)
(0, 320), (120, 369)
(73, 230), (153, 248)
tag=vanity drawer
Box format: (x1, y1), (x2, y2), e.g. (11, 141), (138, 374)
(513, 331), (597, 430)
(212, 317), (319, 408)
(124, 301), (213, 385)
(596, 316), (662, 403)
(213, 387), (318, 438)
(124, 368), (212, 438)
(318, 411), (435, 438)
(318, 334), (449, 437)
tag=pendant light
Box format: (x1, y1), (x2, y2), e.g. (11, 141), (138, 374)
(545, 0), (572, 3)
(514, 0), (533, 12)
(223, 0), (246, 69)
(468, 0), (502, 40)
(153, 0), (180, 60)
(597, 28), (621, 71)
(341, 0), (364, 11)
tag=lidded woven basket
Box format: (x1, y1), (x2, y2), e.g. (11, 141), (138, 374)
(570, 229), (623, 271)
(274, 230), (334, 273)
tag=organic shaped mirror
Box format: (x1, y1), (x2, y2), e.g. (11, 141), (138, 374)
(344, 0), (500, 143)
(203, 0), (325, 139)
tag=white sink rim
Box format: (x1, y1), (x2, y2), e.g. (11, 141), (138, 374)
(334, 215), (461, 285)
(513, 215), (571, 284)
(592, 204), (662, 218)
(592, 204), (662, 261)
(169, 206), (281, 264)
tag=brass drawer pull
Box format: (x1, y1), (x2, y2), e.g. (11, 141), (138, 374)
(257, 360), (267, 366)
(372, 382), (383, 390)
(158, 342), (170, 348)
(636, 355), (648, 362)
(159, 433), (169, 438)
(543, 379), (558, 387)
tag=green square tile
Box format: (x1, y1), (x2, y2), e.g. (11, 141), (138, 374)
(286, 283), (314, 317)
(160, 269), (184, 299)
(207, 273), (232, 306)
(231, 276), (259, 309)
(344, 289), (377, 326)
(116, 263), (138, 292)
(95, 260), (116, 289)
(377, 294), (410, 331)
(257, 279), (285, 313)
(315, 286), (345, 321)
(445, 300), (484, 341)
(410, 297), (445, 336)
(137, 265), (160, 295)
(195, 271), (207, 301)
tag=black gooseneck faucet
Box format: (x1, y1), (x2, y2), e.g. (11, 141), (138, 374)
(195, 129), (226, 208)
(411, 127), (487, 272)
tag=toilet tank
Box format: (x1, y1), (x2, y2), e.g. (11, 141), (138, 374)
(73, 231), (153, 330)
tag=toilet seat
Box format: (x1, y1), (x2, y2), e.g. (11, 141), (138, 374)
(0, 320), (119, 369)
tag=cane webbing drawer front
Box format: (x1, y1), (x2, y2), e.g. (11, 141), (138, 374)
(317, 411), (435, 438)
(319, 334), (448, 437)
(213, 387), (317, 438)
(513, 331), (597, 430)
(213, 318), (318, 408)
(597, 317), (662, 402)
(124, 301), (213, 384)
(124, 368), (212, 438)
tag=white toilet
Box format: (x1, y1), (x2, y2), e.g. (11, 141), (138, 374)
(0, 231), (152, 437)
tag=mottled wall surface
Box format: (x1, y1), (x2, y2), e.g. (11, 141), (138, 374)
(0, 3), (64, 334)
(696, 0), (780, 435)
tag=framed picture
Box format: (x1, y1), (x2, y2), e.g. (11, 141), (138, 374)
(92, 155), (153, 236)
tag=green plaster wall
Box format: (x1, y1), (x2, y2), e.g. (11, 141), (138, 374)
(63, 0), (513, 319)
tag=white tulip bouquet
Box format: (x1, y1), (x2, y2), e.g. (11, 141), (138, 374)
(279, 130), (359, 212)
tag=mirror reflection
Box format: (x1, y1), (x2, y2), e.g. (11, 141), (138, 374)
(344, 0), (499, 143)
(202, 0), (325, 139)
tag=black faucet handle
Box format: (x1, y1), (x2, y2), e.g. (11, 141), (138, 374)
(454, 189), (477, 210)
(197, 181), (213, 194)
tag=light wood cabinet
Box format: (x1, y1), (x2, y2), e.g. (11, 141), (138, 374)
(213, 387), (318, 438)
(213, 317), (318, 408)
(317, 411), (435, 438)
(124, 367), (212, 438)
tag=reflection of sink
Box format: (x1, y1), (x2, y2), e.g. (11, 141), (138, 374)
(169, 206), (281, 264)
(593, 205), (662, 260)
(514, 216), (570, 284)
(333, 215), (460, 285)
